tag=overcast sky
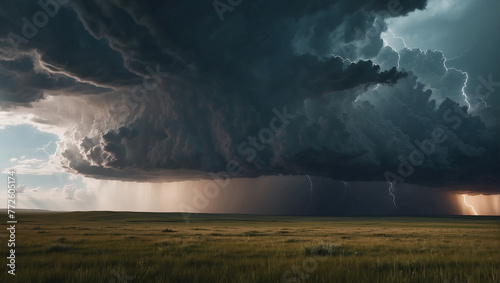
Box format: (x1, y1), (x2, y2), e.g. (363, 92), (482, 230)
(0, 0), (498, 215)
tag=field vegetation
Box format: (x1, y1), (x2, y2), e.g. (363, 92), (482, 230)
(1, 212), (498, 282)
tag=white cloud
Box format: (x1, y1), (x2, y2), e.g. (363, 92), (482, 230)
(16, 185), (40, 194)
(4, 158), (59, 176)
(63, 184), (77, 200)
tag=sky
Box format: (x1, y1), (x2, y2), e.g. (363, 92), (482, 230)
(0, 0), (498, 215)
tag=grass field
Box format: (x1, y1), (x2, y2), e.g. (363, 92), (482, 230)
(1, 211), (498, 282)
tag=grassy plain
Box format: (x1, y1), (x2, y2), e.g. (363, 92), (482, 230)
(1, 211), (498, 282)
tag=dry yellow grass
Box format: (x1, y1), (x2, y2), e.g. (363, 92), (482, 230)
(1, 212), (498, 282)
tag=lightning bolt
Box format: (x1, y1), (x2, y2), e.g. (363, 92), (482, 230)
(382, 39), (401, 69)
(305, 175), (315, 213)
(446, 43), (485, 108)
(383, 28), (407, 69)
(446, 39), (477, 62)
(387, 182), (398, 209)
(331, 54), (353, 64)
(462, 194), (478, 215)
(447, 67), (471, 109)
(341, 180), (350, 194)
(387, 28), (407, 49)
(460, 70), (471, 109)
(306, 175), (314, 194)
(331, 54), (354, 71)
(385, 29), (472, 110)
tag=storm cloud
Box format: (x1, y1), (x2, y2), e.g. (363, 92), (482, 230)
(0, 0), (498, 195)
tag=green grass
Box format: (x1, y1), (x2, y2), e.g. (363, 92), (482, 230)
(1, 212), (498, 282)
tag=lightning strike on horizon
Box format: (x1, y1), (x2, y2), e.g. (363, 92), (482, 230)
(305, 175), (315, 213)
(306, 175), (314, 194)
(462, 194), (478, 215)
(387, 182), (398, 209)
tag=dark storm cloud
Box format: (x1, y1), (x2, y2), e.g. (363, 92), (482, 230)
(366, 45), (498, 193)
(0, 54), (111, 108)
(397, 48), (468, 104)
(362, 74), (498, 193)
(0, 0), (138, 108)
(50, 0), (421, 181)
(2, 0), (497, 193)
(386, 0), (500, 126)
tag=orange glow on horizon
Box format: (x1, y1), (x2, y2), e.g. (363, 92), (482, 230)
(457, 194), (500, 215)
(462, 195), (478, 215)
